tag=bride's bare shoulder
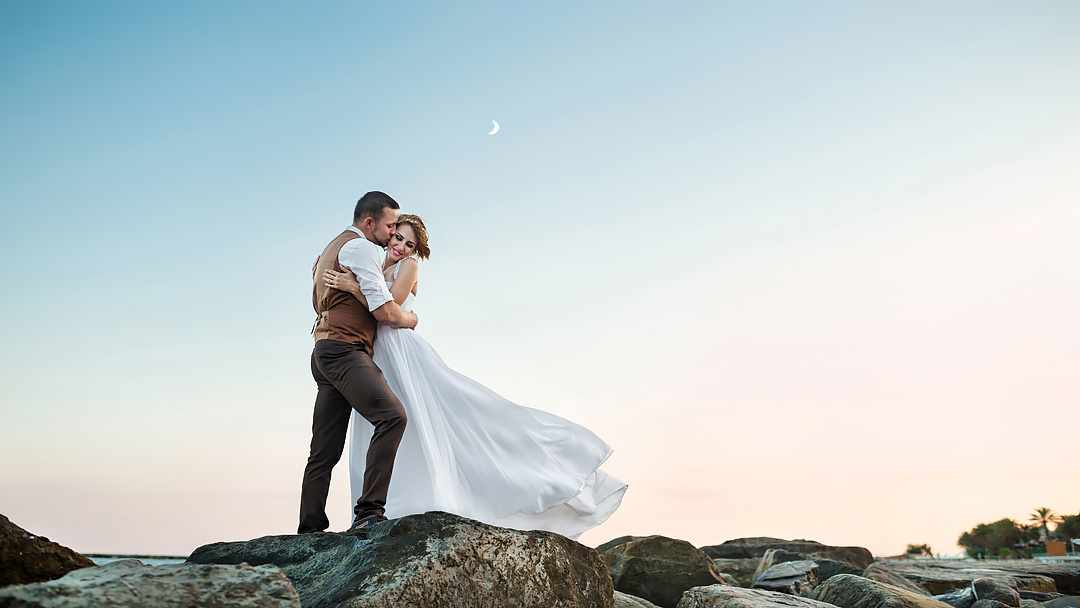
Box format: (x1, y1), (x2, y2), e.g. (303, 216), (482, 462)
(396, 258), (420, 283)
(398, 258), (420, 295)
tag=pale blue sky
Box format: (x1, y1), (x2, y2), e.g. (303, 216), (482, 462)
(2, 1), (1078, 555)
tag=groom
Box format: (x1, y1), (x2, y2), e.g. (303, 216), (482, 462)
(299, 191), (419, 534)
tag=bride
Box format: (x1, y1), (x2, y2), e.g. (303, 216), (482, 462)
(322, 214), (626, 540)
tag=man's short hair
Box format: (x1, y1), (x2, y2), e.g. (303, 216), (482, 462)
(353, 191), (400, 223)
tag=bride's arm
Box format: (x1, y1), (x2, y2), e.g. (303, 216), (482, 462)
(321, 268), (370, 309)
(324, 259), (417, 306)
(388, 258), (419, 305)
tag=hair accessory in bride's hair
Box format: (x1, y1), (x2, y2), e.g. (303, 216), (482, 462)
(396, 214), (431, 260)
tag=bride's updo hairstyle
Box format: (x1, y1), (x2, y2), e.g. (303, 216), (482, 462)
(396, 214), (431, 260)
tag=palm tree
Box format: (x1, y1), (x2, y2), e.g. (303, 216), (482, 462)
(1030, 507), (1064, 540)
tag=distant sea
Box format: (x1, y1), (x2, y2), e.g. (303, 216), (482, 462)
(85, 555), (187, 566)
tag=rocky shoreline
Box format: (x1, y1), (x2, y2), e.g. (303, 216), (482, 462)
(2, 511), (1078, 608)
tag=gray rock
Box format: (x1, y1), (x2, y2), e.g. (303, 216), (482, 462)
(973, 578), (1020, 607)
(868, 563), (1056, 596)
(700, 538), (874, 570)
(1, 514), (96, 586)
(0, 559), (300, 607)
(753, 551), (798, 586)
(616, 591), (662, 608)
(864, 563), (932, 596)
(712, 558), (762, 587)
(971, 600), (1009, 608)
(811, 573), (955, 608)
(1017, 600), (1041, 608)
(601, 535), (726, 608)
(817, 558), (866, 581)
(748, 549), (859, 583)
(753, 560), (819, 595)
(677, 584), (842, 608)
(933, 586), (975, 608)
(719, 573), (741, 587)
(599, 536), (649, 554)
(969, 563), (1080, 596)
(1017, 591), (1065, 602)
(1043, 598), (1079, 608)
(189, 511), (612, 608)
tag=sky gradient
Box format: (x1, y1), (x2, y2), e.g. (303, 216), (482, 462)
(1, 1), (1078, 557)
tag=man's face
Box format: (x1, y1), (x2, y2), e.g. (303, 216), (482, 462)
(369, 208), (398, 247)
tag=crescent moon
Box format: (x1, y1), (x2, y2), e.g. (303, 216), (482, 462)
(488, 120), (500, 135)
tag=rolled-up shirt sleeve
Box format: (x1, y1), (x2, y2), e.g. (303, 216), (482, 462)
(338, 235), (394, 312)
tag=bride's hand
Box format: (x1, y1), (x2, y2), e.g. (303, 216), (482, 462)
(323, 268), (360, 295)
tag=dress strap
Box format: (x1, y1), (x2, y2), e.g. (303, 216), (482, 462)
(392, 261), (401, 281)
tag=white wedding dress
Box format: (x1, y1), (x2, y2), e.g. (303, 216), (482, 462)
(347, 266), (626, 540)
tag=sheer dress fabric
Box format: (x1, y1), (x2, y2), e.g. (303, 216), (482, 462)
(347, 268), (626, 539)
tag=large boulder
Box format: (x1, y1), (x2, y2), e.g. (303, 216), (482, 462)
(677, 584), (842, 608)
(869, 563), (1056, 595)
(753, 560), (819, 595)
(712, 558), (762, 587)
(1, 514), (95, 587)
(601, 535), (726, 608)
(701, 538), (874, 571)
(811, 573), (955, 608)
(188, 511), (613, 608)
(0, 559), (300, 607)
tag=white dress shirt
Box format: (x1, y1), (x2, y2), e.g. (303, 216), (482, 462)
(338, 226), (394, 312)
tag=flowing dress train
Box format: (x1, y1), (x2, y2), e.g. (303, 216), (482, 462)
(348, 270), (626, 540)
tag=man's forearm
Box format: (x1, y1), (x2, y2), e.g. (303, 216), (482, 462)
(372, 302), (418, 329)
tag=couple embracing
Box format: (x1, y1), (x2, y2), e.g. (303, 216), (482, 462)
(299, 191), (626, 539)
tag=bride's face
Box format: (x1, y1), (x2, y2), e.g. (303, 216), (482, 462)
(387, 224), (418, 262)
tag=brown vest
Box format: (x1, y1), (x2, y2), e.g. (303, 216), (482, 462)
(312, 230), (377, 352)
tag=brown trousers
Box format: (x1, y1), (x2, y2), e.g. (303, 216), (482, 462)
(298, 339), (407, 533)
